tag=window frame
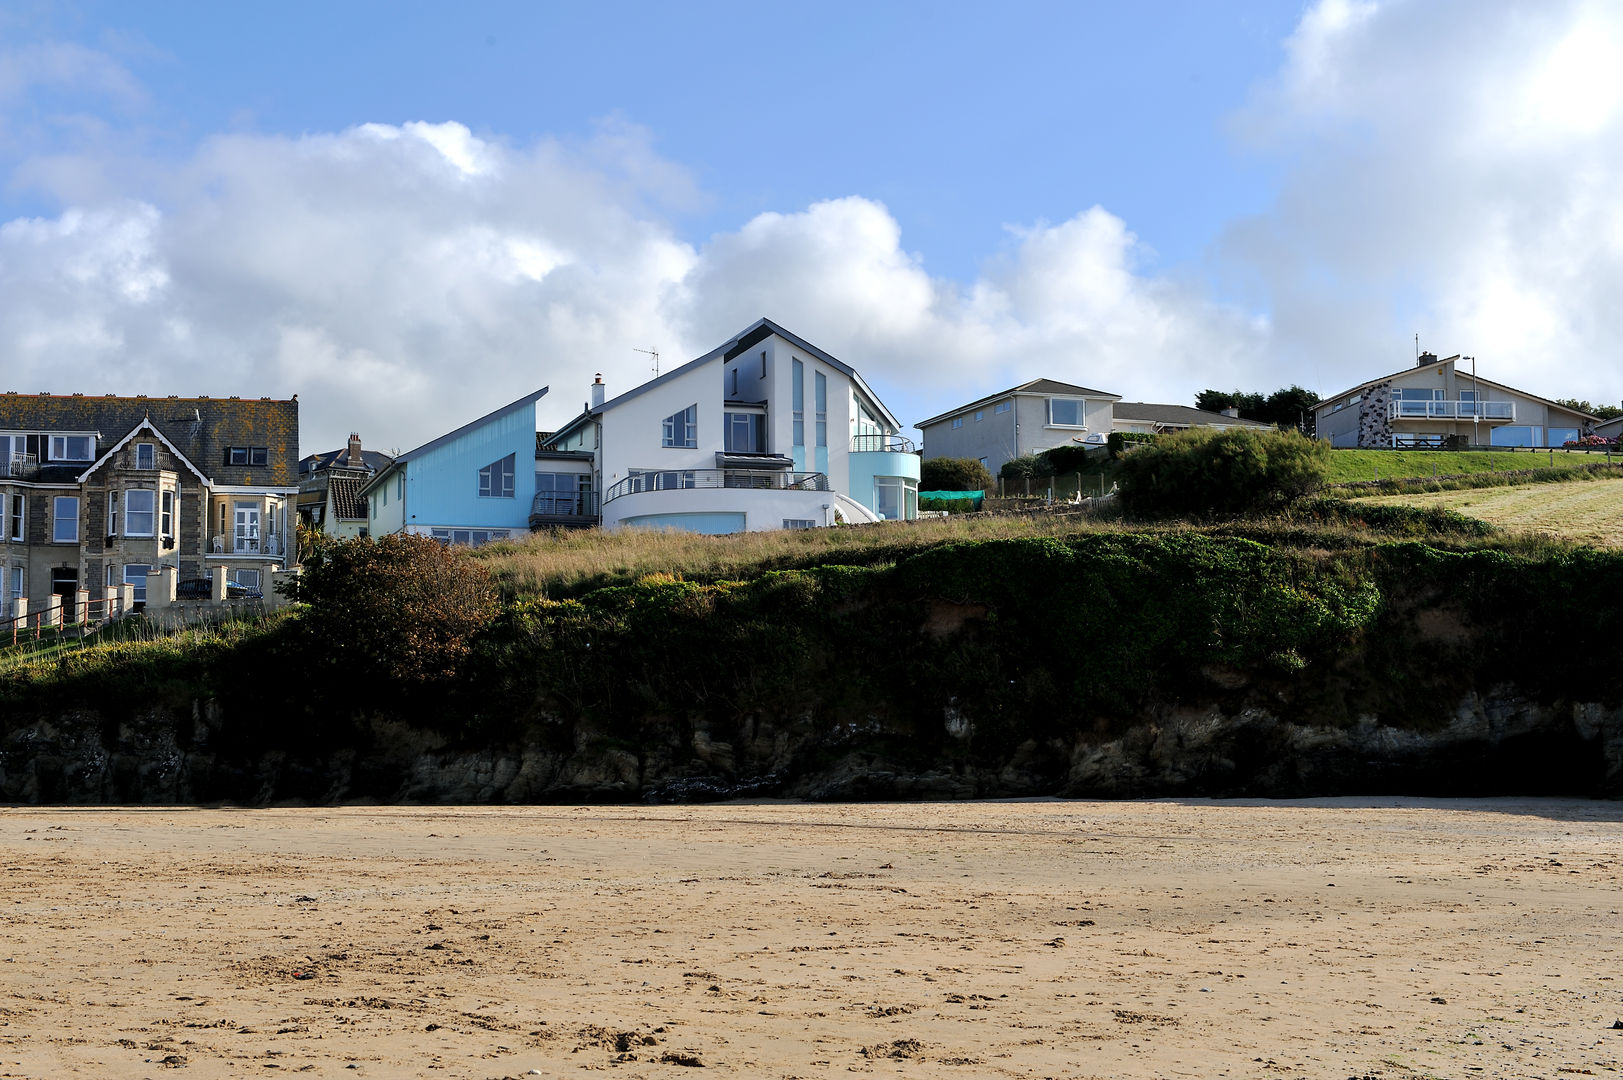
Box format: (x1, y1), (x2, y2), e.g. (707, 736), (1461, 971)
(124, 488), (156, 537)
(10, 493), (23, 541)
(161, 490), (175, 538)
(1047, 397), (1088, 428)
(124, 564), (151, 602)
(48, 434), (95, 462)
(477, 453), (517, 499)
(52, 496), (79, 543)
(951, 417), (964, 429)
(227, 446), (270, 467)
(135, 442), (156, 470)
(661, 404), (698, 449)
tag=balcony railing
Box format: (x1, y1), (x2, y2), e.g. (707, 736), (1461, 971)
(530, 490), (599, 519)
(603, 469), (828, 506)
(851, 433), (917, 453)
(1388, 400), (1514, 421)
(2, 452), (39, 479)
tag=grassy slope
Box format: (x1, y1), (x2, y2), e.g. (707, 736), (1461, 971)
(1357, 476), (1623, 547)
(1323, 448), (1613, 483)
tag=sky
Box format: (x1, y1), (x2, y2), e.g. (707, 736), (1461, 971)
(2, 0), (1622, 453)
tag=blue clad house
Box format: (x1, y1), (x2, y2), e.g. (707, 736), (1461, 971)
(360, 388), (548, 547)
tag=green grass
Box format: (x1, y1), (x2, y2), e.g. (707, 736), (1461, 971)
(1323, 447), (1614, 483)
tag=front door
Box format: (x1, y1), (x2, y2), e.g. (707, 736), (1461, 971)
(52, 567), (77, 622)
(234, 502), (260, 553)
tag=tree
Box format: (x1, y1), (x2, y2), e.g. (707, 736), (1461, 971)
(1115, 426), (1330, 519)
(1000, 454), (1052, 482)
(1194, 386), (1322, 429)
(295, 533), (499, 683)
(920, 457), (995, 492)
(1555, 398), (1623, 420)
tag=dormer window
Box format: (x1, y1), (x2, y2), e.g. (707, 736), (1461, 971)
(49, 434), (95, 462)
(135, 443), (155, 469)
(226, 446), (269, 467)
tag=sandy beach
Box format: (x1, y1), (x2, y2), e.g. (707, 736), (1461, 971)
(0, 799), (1619, 1079)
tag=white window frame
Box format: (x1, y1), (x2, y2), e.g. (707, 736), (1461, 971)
(233, 568), (261, 589)
(662, 405), (698, 449)
(478, 453), (516, 499)
(107, 490), (118, 537)
(124, 489), (156, 537)
(53, 496), (79, 543)
(1048, 397), (1088, 428)
(6, 567), (23, 618)
(791, 358), (805, 448)
(161, 490), (175, 539)
(49, 434), (95, 462)
(135, 442), (156, 470)
(951, 417), (964, 429)
(9, 494), (23, 542)
(975, 410), (985, 422)
(782, 519), (817, 530)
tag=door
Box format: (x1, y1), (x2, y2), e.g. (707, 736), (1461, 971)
(52, 567), (77, 622)
(234, 502), (260, 553)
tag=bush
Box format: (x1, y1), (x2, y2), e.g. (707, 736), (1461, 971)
(1000, 454), (1052, 481)
(920, 457), (994, 493)
(296, 533), (499, 683)
(1115, 426), (1331, 519)
(1038, 443), (1100, 475)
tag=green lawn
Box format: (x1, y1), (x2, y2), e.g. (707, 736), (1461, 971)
(1323, 448), (1615, 484)
(1356, 475), (1623, 547)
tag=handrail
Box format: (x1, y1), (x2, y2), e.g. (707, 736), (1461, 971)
(603, 469), (829, 505)
(851, 434), (917, 453)
(1388, 400), (1515, 421)
(531, 490), (600, 517)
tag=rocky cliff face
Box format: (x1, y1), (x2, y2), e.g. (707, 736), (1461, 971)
(1, 691), (1616, 805)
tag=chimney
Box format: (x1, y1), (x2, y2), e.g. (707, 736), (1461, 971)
(346, 432), (363, 467)
(591, 374), (605, 409)
(1416, 351), (1439, 367)
(1220, 406), (1240, 418)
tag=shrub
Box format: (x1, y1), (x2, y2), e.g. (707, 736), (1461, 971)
(296, 533), (499, 683)
(920, 457), (994, 493)
(1038, 443), (1100, 475)
(1000, 454), (1052, 481)
(1115, 426), (1330, 519)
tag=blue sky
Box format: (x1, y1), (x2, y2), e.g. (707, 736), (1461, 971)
(3, 0), (1621, 450)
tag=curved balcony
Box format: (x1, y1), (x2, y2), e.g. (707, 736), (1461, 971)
(603, 469), (828, 506)
(851, 433), (917, 453)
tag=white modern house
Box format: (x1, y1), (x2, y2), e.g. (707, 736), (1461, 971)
(541, 319), (920, 533)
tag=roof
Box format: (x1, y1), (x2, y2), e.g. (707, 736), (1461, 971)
(1314, 357), (1600, 422)
(546, 318), (902, 446)
(327, 473), (369, 520)
(915, 379), (1119, 429)
(0, 392), (299, 486)
(359, 386), (547, 498)
(1594, 414), (1623, 436)
(299, 447), (394, 477)
(1112, 402), (1274, 429)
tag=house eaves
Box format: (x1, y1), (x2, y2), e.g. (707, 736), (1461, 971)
(915, 379), (1120, 430)
(76, 416), (213, 485)
(1315, 359), (1599, 422)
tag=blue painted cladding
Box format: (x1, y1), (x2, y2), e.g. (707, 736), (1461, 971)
(622, 512), (747, 534)
(405, 402), (537, 530)
(847, 450), (922, 516)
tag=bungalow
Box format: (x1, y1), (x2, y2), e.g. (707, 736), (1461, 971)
(542, 319), (919, 532)
(1110, 402), (1273, 435)
(916, 379), (1120, 475)
(1314, 353), (1597, 449)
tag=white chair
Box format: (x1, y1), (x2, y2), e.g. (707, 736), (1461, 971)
(211, 535), (224, 553)
(265, 534), (281, 556)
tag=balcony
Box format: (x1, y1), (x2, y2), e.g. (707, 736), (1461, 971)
(603, 469), (829, 506)
(1388, 400), (1514, 422)
(2, 452), (39, 479)
(208, 533), (286, 558)
(530, 490), (600, 530)
(851, 434), (916, 453)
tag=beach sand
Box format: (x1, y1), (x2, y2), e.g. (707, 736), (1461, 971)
(0, 798), (1619, 1078)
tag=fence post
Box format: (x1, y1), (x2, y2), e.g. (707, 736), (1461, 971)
(44, 594), (62, 629)
(74, 589), (90, 629)
(150, 566), (176, 610)
(10, 598), (25, 646)
(210, 565), (227, 603)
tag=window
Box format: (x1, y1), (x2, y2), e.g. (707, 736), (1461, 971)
(429, 528), (509, 548)
(49, 435), (94, 461)
(9, 494), (22, 541)
(1048, 398), (1086, 427)
(792, 358), (805, 447)
(979, 457), (989, 467)
(815, 372), (827, 448)
(725, 412), (765, 454)
(161, 490), (174, 538)
(227, 446), (269, 467)
(535, 472), (590, 515)
(951, 417), (964, 429)
(875, 477), (916, 521)
(125, 489), (155, 536)
(233, 569), (261, 590)
(106, 563), (117, 589)
(730, 367), (739, 396)
(135, 443), (155, 470)
(994, 401), (1011, 415)
(5, 567), (22, 618)
(782, 519), (817, 530)
(760, 350), (767, 378)
(975, 410), (985, 422)
(397, 474), (404, 500)
(107, 491), (118, 537)
(124, 564), (150, 603)
(53, 496), (79, 542)
(662, 405), (698, 448)
(478, 453), (516, 498)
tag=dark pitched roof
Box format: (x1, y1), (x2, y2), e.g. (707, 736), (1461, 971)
(327, 473), (368, 520)
(1112, 402), (1274, 429)
(915, 379), (1119, 429)
(299, 447), (394, 477)
(0, 392), (299, 486)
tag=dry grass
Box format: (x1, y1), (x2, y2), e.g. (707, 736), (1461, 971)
(1356, 475), (1623, 547)
(472, 511), (1130, 597)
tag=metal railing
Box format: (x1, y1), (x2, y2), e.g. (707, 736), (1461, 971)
(603, 469), (829, 505)
(2, 452), (39, 479)
(530, 490), (600, 518)
(1388, 400), (1514, 421)
(851, 433), (917, 453)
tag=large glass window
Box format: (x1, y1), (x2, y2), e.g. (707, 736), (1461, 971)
(535, 472), (590, 515)
(125, 489), (156, 536)
(1048, 398), (1086, 427)
(429, 528), (509, 548)
(1550, 427), (1580, 447)
(478, 453), (516, 498)
(874, 477), (919, 522)
(53, 496), (78, 542)
(792, 358), (805, 448)
(815, 372), (827, 448)
(662, 405), (698, 448)
(1490, 425), (1538, 448)
(725, 412), (765, 453)
(124, 564), (150, 603)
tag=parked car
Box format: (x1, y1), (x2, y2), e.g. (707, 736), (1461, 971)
(174, 577), (263, 600)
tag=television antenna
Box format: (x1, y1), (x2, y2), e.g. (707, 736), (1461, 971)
(633, 347), (660, 376)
